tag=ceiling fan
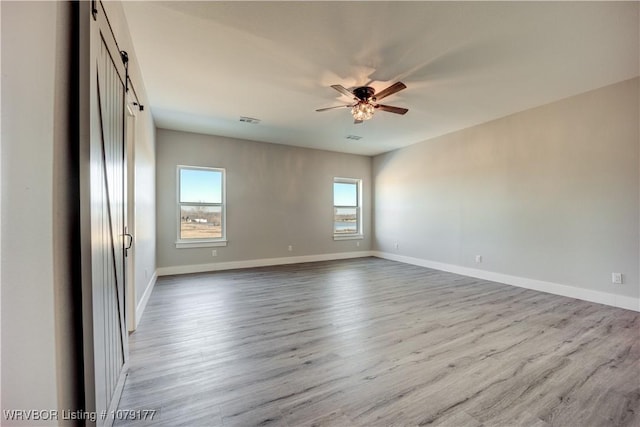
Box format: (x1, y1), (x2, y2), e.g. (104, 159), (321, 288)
(316, 82), (408, 124)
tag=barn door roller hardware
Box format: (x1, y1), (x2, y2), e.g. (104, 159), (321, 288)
(92, 1), (145, 112)
(119, 50), (144, 112)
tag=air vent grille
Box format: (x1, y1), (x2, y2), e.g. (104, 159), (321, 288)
(239, 116), (261, 124)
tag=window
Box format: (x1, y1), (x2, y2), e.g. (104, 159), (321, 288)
(176, 166), (226, 248)
(333, 177), (363, 240)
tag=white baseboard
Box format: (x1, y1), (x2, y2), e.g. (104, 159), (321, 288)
(153, 251), (638, 312)
(373, 251), (640, 312)
(135, 271), (157, 327)
(156, 251), (374, 277)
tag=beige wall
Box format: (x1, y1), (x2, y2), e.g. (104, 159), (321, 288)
(156, 130), (372, 270)
(374, 78), (639, 302)
(1, 1), (76, 424)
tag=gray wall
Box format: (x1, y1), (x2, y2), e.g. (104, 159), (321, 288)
(373, 78), (639, 300)
(156, 130), (372, 270)
(1, 1), (76, 423)
(133, 120), (157, 306)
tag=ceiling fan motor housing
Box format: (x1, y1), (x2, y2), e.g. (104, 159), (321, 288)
(353, 86), (376, 101)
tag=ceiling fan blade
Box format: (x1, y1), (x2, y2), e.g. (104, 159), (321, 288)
(316, 105), (352, 112)
(331, 84), (356, 99)
(374, 82), (406, 101)
(354, 119), (363, 124)
(376, 104), (409, 115)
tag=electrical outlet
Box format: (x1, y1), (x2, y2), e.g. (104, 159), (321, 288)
(612, 273), (623, 284)
(394, 242), (399, 250)
(212, 249), (217, 257)
(356, 241), (360, 247)
(475, 255), (482, 263)
(288, 245), (293, 252)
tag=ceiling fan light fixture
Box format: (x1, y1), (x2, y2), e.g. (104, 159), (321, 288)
(317, 82), (407, 122)
(351, 102), (375, 121)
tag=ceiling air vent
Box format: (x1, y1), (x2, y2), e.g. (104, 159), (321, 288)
(239, 116), (261, 124)
(346, 135), (362, 140)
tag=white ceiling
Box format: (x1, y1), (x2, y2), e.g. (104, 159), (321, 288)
(122, 1), (639, 156)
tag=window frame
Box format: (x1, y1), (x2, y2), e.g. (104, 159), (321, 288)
(175, 165), (227, 248)
(333, 177), (364, 241)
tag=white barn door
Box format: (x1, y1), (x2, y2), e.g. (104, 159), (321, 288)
(81, 2), (129, 425)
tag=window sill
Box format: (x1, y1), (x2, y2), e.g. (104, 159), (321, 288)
(333, 234), (364, 241)
(175, 240), (228, 249)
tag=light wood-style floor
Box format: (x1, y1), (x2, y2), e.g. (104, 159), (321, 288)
(116, 258), (639, 427)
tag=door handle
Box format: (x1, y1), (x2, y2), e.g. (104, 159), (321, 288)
(124, 233), (133, 250)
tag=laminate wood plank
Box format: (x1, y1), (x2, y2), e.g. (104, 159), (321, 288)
(116, 258), (639, 426)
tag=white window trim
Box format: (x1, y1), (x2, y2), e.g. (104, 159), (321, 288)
(175, 165), (228, 248)
(333, 177), (363, 240)
(333, 234), (364, 241)
(175, 240), (228, 249)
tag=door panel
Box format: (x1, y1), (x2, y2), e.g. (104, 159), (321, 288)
(82, 2), (128, 425)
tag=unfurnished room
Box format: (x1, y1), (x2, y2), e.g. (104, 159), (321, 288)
(1, 1), (639, 426)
